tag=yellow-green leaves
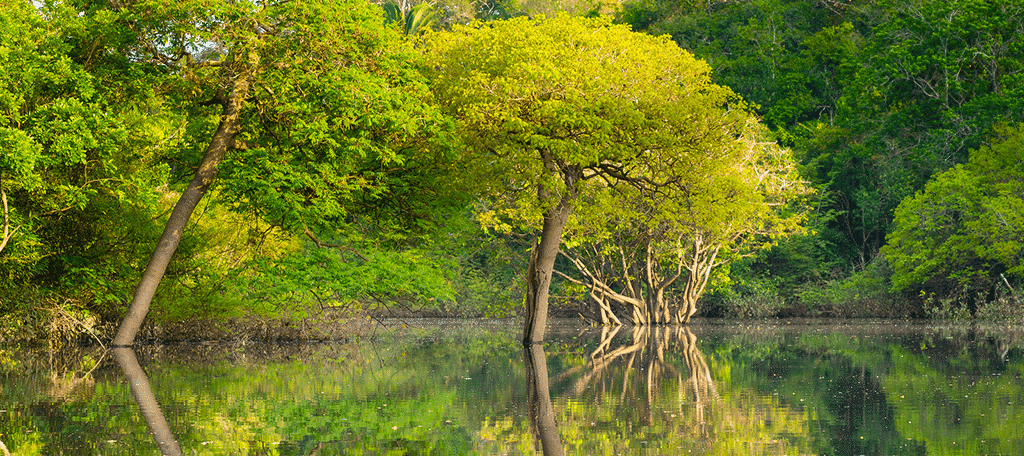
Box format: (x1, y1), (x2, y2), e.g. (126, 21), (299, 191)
(424, 14), (741, 216)
(425, 14), (809, 321)
(425, 12), (807, 235)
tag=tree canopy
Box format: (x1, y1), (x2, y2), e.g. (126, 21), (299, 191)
(424, 14), (806, 337)
(108, 0), (465, 344)
(883, 124), (1024, 300)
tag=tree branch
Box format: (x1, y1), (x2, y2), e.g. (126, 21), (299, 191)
(303, 226), (368, 261)
(552, 268), (587, 286)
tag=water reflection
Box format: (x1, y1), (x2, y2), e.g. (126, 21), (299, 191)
(112, 348), (182, 456)
(554, 325), (752, 453)
(1, 321), (1022, 454)
(517, 326), (729, 454)
(524, 343), (565, 456)
(566, 326), (717, 428)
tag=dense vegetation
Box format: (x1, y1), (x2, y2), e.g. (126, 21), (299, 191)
(617, 0), (1023, 319)
(1, 0), (1021, 344)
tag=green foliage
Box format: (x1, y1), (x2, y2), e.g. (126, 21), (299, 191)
(710, 275), (787, 318)
(426, 14), (730, 216)
(883, 124), (1024, 301)
(122, 0), (466, 240)
(0, 1), (168, 320)
(383, 2), (440, 35)
(808, 0), (1024, 269)
(794, 256), (907, 317)
(624, 0), (862, 131)
(218, 241), (458, 321)
(140, 191), (301, 323)
(0, 0), (480, 337)
(429, 211), (529, 317)
(617, 0), (1024, 313)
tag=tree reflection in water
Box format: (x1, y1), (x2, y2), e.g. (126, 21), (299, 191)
(112, 348), (182, 456)
(524, 343), (566, 456)
(556, 325), (721, 443)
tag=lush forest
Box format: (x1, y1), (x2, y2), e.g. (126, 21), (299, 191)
(1, 0), (1021, 345)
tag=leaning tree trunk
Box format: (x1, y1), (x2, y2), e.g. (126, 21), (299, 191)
(523, 195), (573, 344)
(112, 75), (250, 347)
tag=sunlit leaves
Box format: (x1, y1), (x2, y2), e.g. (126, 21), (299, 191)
(424, 14), (809, 321)
(424, 14), (747, 222)
(0, 1), (168, 301)
(228, 244), (458, 320)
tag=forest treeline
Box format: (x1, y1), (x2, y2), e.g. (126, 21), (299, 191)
(618, 0), (1024, 320)
(1, 0), (1021, 344)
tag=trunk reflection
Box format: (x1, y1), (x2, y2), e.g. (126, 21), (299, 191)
(524, 343), (565, 456)
(112, 348), (183, 456)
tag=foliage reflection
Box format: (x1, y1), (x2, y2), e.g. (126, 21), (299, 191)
(0, 322), (1022, 454)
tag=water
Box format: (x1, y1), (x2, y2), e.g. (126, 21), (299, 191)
(1, 319), (1022, 455)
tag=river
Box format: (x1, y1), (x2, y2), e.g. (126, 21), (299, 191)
(1, 319), (1022, 455)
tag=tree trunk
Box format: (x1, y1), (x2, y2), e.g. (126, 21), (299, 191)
(675, 238), (720, 324)
(677, 273), (703, 324)
(677, 265), (713, 323)
(523, 194), (573, 344)
(112, 75), (250, 347)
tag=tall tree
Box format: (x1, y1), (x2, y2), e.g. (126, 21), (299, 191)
(424, 15), (773, 341)
(106, 0), (455, 345)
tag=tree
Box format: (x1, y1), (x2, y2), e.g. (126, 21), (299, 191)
(821, 0), (1024, 268)
(882, 124), (1024, 304)
(424, 15), (781, 341)
(105, 0), (456, 345)
(620, 0), (1024, 301)
(559, 124), (807, 325)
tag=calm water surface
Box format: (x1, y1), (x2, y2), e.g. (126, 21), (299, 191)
(1, 319), (1022, 455)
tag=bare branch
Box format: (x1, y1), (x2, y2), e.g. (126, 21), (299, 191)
(553, 268), (587, 286)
